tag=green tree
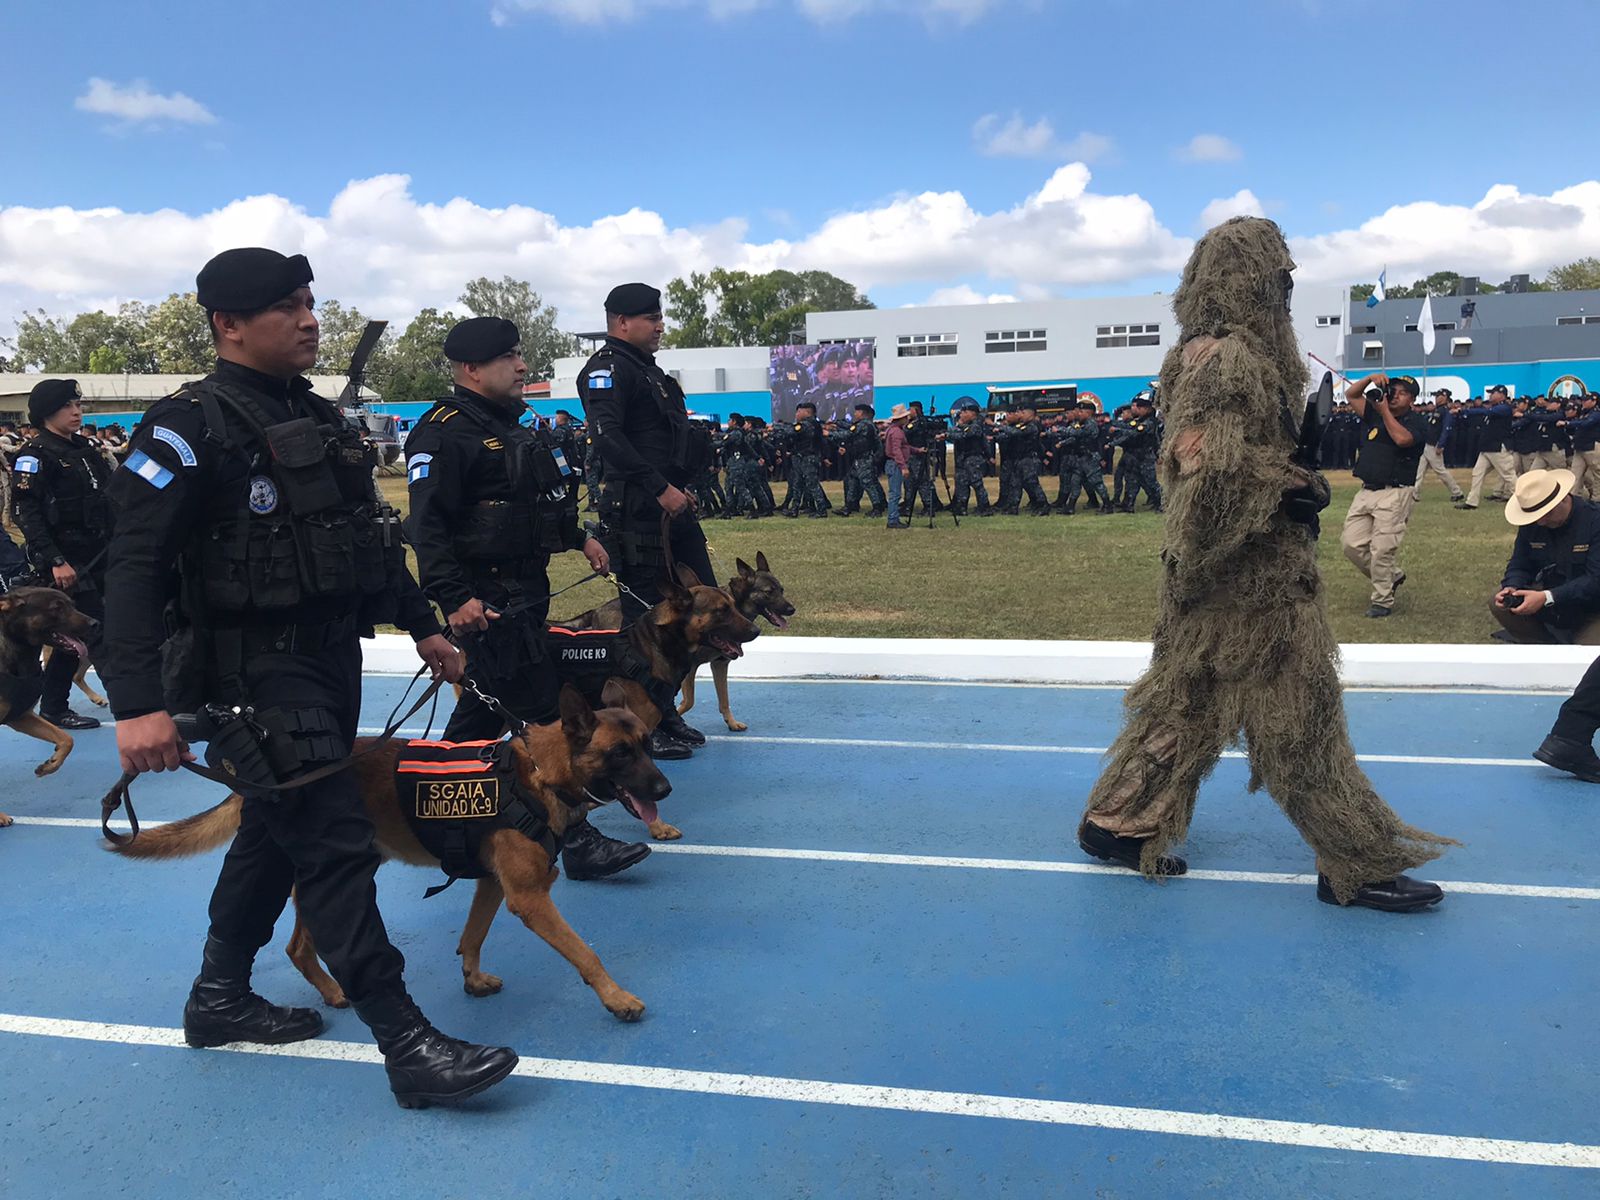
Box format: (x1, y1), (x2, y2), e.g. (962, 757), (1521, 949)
(372, 308), (457, 407)
(11, 310), (75, 370)
(663, 268), (874, 348)
(458, 276), (575, 381)
(142, 293), (214, 373)
(1546, 258), (1600, 291)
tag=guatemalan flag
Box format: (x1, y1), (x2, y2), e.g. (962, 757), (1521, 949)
(1366, 269), (1387, 308)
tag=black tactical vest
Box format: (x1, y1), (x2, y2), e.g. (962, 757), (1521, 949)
(186, 382), (388, 615)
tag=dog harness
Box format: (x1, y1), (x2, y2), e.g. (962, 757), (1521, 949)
(396, 738), (562, 897)
(546, 625), (676, 715)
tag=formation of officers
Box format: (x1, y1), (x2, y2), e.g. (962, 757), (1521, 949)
(556, 391), (1168, 523)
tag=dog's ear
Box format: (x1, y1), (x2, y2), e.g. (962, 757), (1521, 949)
(675, 564), (704, 589)
(653, 577), (692, 622)
(558, 684), (597, 744)
(600, 678), (629, 711)
(755, 550), (770, 574)
(735, 557), (753, 578)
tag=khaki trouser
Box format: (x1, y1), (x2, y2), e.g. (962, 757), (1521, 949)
(1466, 448), (1517, 505)
(1488, 595), (1600, 645)
(1341, 486), (1414, 608)
(1528, 451), (1566, 472)
(1573, 449), (1600, 500)
(1412, 444), (1462, 499)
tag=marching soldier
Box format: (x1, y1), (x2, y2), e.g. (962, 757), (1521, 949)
(100, 247), (517, 1108)
(994, 402), (1051, 515)
(784, 400), (831, 517)
(11, 378), (115, 729)
(1116, 395), (1164, 513)
(577, 283), (715, 752)
(1053, 399), (1114, 515)
(902, 401), (939, 520)
(403, 316), (648, 881)
(832, 402), (887, 517)
(949, 400), (994, 515)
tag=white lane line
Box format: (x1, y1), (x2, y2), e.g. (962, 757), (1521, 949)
(18, 818), (1597, 901)
(347, 727), (1543, 768)
(647, 844), (1600, 901)
(695, 734), (1544, 770)
(0, 1012), (1592, 1169)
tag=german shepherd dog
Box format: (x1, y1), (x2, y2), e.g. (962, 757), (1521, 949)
(111, 683), (670, 1021)
(551, 572), (760, 840)
(678, 551), (795, 732)
(0, 586), (99, 823)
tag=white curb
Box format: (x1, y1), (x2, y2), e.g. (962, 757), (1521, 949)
(360, 634), (1594, 691)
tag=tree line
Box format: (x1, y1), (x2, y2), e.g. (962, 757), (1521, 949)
(1348, 258), (1600, 302)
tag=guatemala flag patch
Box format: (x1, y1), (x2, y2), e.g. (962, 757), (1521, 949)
(408, 452), (432, 483)
(587, 369), (614, 390)
(124, 450), (174, 490)
(13, 455), (40, 474)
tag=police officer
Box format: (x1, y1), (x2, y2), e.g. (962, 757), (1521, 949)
(994, 403), (1052, 515)
(11, 378), (114, 729)
(1414, 389), (1465, 502)
(784, 400), (831, 517)
(403, 316), (648, 881)
(100, 248), (517, 1109)
(949, 400), (993, 515)
(1053, 399), (1114, 515)
(833, 402), (887, 517)
(577, 283), (714, 751)
(902, 401), (938, 520)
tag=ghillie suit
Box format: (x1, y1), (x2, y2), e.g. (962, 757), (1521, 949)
(1079, 217), (1456, 902)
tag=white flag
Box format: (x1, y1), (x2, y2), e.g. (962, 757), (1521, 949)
(1418, 293), (1436, 356)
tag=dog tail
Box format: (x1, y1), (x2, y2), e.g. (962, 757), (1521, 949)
(107, 794), (244, 859)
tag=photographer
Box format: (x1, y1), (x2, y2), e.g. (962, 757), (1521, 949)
(1491, 468), (1600, 645)
(1340, 372), (1426, 618)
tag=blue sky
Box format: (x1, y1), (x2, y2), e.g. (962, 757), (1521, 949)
(2, 0), (1598, 324)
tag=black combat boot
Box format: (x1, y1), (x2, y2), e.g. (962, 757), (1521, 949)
(352, 989), (519, 1109)
(182, 935), (325, 1048)
(561, 818), (652, 881)
(658, 709), (706, 746)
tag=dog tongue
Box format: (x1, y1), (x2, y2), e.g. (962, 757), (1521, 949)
(54, 634), (87, 658)
(766, 610), (790, 630)
(634, 795), (659, 825)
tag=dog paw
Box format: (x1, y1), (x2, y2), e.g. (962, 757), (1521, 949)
(648, 820), (682, 841)
(463, 972), (504, 998)
(89, 695), (108, 709)
(605, 991), (646, 1022)
(0, 812), (12, 828)
(34, 759), (62, 778)
(724, 718), (748, 732)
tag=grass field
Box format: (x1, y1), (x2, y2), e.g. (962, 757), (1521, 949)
(376, 469), (1515, 643)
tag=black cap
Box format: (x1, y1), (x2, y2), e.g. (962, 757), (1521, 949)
(443, 316), (520, 363)
(1489, 383), (1509, 395)
(195, 248), (313, 312)
(957, 398), (980, 413)
(1432, 387), (1452, 397)
(605, 282), (662, 317)
(796, 400), (816, 412)
(909, 400), (924, 412)
(28, 378), (82, 426)
(1131, 394), (1154, 408)
(853, 402), (874, 415)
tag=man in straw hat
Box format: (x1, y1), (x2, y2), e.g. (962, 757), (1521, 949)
(1491, 467), (1600, 646)
(883, 404), (913, 528)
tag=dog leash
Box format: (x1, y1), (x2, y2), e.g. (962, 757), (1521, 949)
(99, 665), (448, 847)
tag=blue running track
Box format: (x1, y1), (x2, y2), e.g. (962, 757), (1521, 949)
(2, 677), (1598, 1198)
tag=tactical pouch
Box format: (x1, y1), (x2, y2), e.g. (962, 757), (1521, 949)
(683, 424), (713, 474)
(200, 712), (280, 795)
(524, 444), (566, 494)
(297, 515), (360, 597)
(458, 501), (539, 559)
(255, 706), (344, 779)
(264, 418), (341, 515)
(200, 521), (301, 610)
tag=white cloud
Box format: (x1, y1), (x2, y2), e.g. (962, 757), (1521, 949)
(920, 285), (1019, 306)
(492, 0), (998, 23)
(0, 166), (1190, 329)
(1199, 189), (1265, 229)
(1288, 181), (1600, 287)
(1175, 133), (1242, 163)
(7, 176), (1600, 336)
(74, 78), (217, 127)
(973, 114), (1113, 162)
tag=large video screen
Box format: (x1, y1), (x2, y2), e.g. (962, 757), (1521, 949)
(769, 342), (875, 424)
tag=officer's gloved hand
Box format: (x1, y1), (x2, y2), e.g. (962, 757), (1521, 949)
(1281, 468), (1331, 532)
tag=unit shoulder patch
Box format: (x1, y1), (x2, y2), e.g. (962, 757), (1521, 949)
(151, 425), (198, 467)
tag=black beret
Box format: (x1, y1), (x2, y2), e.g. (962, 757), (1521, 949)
(853, 402), (874, 415)
(195, 248), (313, 312)
(909, 400), (924, 411)
(29, 378), (82, 426)
(443, 316), (520, 363)
(605, 282), (662, 317)
(957, 399), (980, 413)
(795, 400), (817, 411)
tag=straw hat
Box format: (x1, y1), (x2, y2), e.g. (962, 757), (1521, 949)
(889, 403), (912, 422)
(1505, 468), (1576, 526)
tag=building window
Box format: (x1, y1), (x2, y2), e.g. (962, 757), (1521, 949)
(817, 337), (876, 346)
(1404, 322), (1457, 332)
(897, 333), (958, 358)
(1315, 315), (1342, 328)
(1557, 316), (1600, 326)
(985, 328), (1047, 354)
(1352, 324), (1377, 335)
(1095, 322), (1161, 349)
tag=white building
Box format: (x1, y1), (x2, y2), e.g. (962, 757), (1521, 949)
(546, 285), (1349, 420)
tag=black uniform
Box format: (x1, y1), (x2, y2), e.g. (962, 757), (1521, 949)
(903, 414), (938, 518)
(404, 385), (585, 739)
(578, 335), (715, 614)
(11, 427), (114, 714)
(99, 360), (442, 1011)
